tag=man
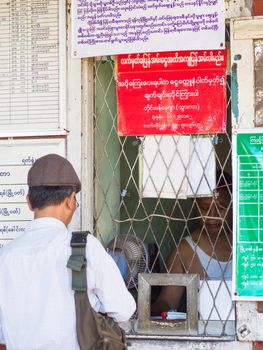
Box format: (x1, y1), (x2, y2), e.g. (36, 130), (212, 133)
(151, 174), (232, 315)
(0, 154), (136, 350)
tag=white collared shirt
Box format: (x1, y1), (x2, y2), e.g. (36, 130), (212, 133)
(0, 217), (136, 350)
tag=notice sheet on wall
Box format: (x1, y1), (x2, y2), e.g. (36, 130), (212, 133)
(117, 50), (226, 135)
(0, 0), (65, 136)
(0, 139), (65, 249)
(233, 131), (263, 299)
(72, 0), (225, 58)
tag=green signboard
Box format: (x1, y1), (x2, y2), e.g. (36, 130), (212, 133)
(235, 132), (263, 298)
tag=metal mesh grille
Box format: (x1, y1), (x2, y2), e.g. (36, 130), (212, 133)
(93, 28), (234, 338)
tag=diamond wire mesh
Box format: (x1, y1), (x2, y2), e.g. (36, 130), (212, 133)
(93, 34), (234, 336)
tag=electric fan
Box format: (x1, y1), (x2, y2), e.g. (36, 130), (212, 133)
(106, 234), (149, 289)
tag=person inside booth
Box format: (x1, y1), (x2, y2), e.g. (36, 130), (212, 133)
(151, 172), (233, 316)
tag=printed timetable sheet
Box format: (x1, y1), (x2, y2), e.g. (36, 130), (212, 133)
(0, 0), (64, 134)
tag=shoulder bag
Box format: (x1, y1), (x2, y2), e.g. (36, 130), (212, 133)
(67, 231), (128, 350)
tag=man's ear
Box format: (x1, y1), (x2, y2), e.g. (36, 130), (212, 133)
(26, 194), (33, 211)
(65, 192), (76, 211)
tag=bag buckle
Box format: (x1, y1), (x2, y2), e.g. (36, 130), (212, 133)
(67, 254), (86, 271)
(70, 231), (89, 247)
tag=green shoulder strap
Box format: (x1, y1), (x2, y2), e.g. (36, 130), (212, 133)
(67, 231), (90, 292)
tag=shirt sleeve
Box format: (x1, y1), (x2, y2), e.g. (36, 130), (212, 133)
(87, 235), (136, 323)
(0, 316), (5, 344)
(0, 331), (4, 345)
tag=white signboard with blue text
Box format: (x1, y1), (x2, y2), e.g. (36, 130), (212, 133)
(72, 0), (225, 58)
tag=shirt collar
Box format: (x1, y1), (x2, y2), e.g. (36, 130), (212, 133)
(26, 217), (68, 232)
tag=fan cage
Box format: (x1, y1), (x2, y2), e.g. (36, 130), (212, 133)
(107, 234), (149, 289)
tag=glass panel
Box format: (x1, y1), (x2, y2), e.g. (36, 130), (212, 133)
(254, 40), (263, 126)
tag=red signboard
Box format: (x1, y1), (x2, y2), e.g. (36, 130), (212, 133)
(117, 50), (227, 135)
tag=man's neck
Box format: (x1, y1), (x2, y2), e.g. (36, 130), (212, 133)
(33, 205), (68, 226)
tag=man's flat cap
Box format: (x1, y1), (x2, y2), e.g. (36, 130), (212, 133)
(27, 154), (81, 193)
